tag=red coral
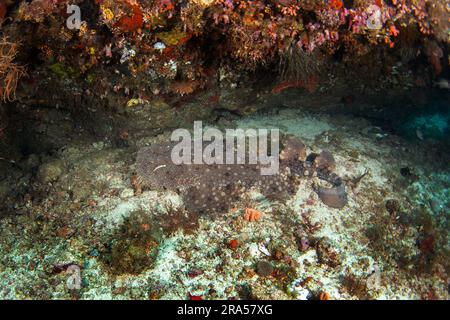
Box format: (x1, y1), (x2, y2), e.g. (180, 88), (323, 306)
(115, 1), (143, 32)
(159, 0), (174, 13)
(389, 25), (400, 37)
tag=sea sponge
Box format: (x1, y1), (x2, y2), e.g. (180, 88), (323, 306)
(256, 261), (274, 277)
(244, 208), (262, 222)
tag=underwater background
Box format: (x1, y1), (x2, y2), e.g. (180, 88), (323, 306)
(0, 0), (449, 300)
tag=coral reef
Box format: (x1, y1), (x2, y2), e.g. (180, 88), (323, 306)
(0, 0), (445, 113)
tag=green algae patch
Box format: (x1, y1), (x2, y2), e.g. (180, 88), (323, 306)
(156, 28), (189, 46)
(49, 63), (77, 79)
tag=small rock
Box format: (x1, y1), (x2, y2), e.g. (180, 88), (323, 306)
(0, 182), (10, 201)
(256, 261), (273, 277)
(315, 150), (335, 171)
(37, 159), (65, 184)
(416, 129), (424, 140)
(187, 269), (204, 278)
(248, 243), (261, 258)
(316, 238), (341, 268)
(21, 154), (40, 171)
(400, 167), (413, 177)
(429, 199), (441, 214)
(385, 199), (400, 215)
(294, 227), (311, 252)
(92, 142), (104, 150)
(153, 42), (166, 52)
(120, 188), (135, 198)
(288, 281), (311, 300)
(258, 243), (271, 256)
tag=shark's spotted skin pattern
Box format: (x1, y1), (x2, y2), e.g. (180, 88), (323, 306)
(136, 137), (348, 215)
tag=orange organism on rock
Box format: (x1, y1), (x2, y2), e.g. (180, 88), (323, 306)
(228, 239), (239, 249)
(115, 0), (143, 32)
(319, 292), (331, 300)
(170, 80), (197, 96)
(329, 0), (343, 10)
(389, 25), (400, 37)
(244, 208), (262, 222)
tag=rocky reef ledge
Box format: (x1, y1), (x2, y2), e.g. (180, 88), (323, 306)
(0, 0), (448, 120)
